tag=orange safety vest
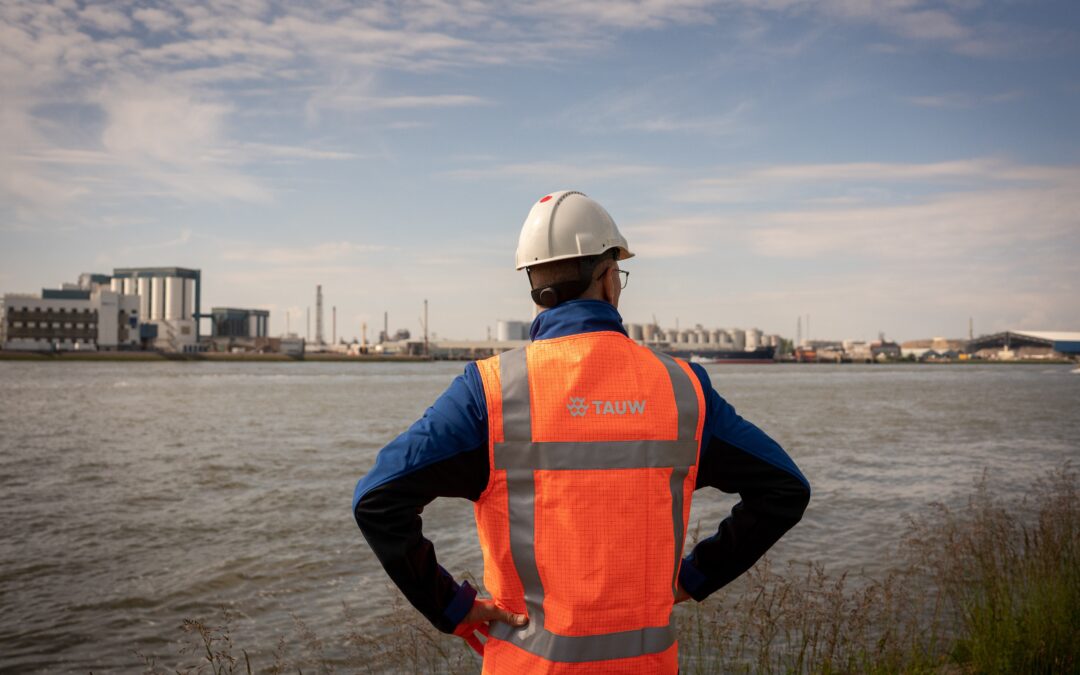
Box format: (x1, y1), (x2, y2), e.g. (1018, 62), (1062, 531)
(473, 329), (705, 674)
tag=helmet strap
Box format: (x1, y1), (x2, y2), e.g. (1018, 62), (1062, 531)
(527, 252), (613, 308)
(530, 278), (591, 308)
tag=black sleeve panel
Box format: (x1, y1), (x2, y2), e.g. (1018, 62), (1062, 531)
(685, 436), (810, 600)
(353, 445), (489, 632)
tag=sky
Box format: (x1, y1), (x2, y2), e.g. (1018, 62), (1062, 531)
(2, 0), (1079, 343)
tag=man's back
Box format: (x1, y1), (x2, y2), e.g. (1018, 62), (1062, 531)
(472, 330), (703, 673)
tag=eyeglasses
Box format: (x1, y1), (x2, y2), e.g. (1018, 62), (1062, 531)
(596, 267), (629, 289)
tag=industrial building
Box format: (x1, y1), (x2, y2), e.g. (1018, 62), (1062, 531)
(496, 320), (530, 341)
(210, 308), (270, 339)
(1, 287), (141, 352)
(967, 331), (1080, 360)
(205, 307), (273, 353)
(1, 266), (212, 353)
(110, 267), (201, 352)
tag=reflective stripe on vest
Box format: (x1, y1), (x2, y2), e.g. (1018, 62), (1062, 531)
(485, 346), (700, 663)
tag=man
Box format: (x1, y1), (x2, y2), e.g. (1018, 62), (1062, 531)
(353, 191), (810, 673)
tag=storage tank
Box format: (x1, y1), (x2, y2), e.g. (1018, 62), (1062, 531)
(135, 278), (148, 318)
(717, 331), (733, 348)
(643, 324), (657, 342)
(628, 323), (644, 341)
(124, 278), (135, 296)
(746, 328), (763, 351)
(497, 320), (528, 342)
(710, 329), (721, 344)
(150, 277), (164, 320)
(164, 276), (183, 320)
(249, 314), (259, 337)
(665, 329), (678, 343)
(695, 329), (707, 344)
(111, 278), (123, 294)
(730, 328), (746, 351)
(184, 278), (195, 320)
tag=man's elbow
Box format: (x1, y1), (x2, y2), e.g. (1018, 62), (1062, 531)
(791, 480), (810, 524)
(771, 477), (810, 532)
(353, 489), (381, 537)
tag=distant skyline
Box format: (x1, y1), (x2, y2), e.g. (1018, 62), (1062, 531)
(2, 0), (1079, 342)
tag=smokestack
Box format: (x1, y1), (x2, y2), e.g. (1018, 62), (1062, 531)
(315, 285), (324, 345)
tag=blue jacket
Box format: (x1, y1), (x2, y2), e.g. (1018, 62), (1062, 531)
(354, 299), (809, 633)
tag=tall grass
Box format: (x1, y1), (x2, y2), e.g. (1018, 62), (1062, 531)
(146, 465), (1077, 674)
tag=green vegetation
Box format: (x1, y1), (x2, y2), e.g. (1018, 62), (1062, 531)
(145, 465), (1078, 674)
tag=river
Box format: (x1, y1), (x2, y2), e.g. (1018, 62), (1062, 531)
(1, 361), (1077, 671)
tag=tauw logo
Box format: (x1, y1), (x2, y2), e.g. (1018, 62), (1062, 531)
(566, 396), (647, 417)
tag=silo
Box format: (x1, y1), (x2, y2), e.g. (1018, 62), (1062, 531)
(628, 323), (644, 341)
(124, 278), (135, 296)
(151, 277), (165, 320)
(643, 324), (657, 342)
(710, 329), (721, 344)
(746, 328), (763, 351)
(695, 329), (707, 344)
(730, 328), (746, 351)
(184, 278), (195, 320)
(718, 330), (734, 348)
(138, 277), (150, 318)
(678, 330), (690, 344)
(164, 276), (183, 320)
(665, 329), (678, 343)
(111, 278), (123, 294)
(249, 314), (259, 338)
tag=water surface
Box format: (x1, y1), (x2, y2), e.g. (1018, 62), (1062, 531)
(1, 362), (1076, 671)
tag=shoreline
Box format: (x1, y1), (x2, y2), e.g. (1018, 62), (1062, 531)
(0, 351), (433, 362)
(0, 351), (1073, 365)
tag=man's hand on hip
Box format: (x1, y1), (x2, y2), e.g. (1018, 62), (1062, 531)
(675, 583), (692, 604)
(454, 597), (528, 656)
(464, 597), (528, 627)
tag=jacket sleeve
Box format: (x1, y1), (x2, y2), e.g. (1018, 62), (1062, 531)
(352, 363), (489, 633)
(677, 364), (811, 601)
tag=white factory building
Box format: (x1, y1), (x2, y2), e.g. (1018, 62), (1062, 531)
(1, 267), (203, 353)
(1, 286), (140, 352)
(110, 267), (202, 352)
(622, 323), (781, 351)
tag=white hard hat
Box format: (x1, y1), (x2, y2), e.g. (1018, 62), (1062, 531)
(514, 190), (634, 270)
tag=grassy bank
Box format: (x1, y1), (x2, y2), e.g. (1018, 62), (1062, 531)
(145, 465), (1077, 674)
(0, 351), (431, 362)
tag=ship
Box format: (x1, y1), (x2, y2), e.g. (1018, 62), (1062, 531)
(666, 345), (777, 364)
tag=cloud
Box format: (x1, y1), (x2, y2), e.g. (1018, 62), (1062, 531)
(672, 158), (1060, 204)
(905, 90), (1024, 109)
(132, 7), (182, 33)
(747, 184), (1080, 259)
(79, 5), (133, 34)
(558, 86), (752, 136)
(221, 241), (389, 265)
(311, 93), (491, 112)
(657, 159), (1080, 268)
(445, 160), (665, 182)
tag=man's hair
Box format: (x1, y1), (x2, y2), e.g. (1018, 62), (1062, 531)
(526, 249), (617, 308)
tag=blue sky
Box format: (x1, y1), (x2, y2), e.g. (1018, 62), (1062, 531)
(2, 0), (1078, 342)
